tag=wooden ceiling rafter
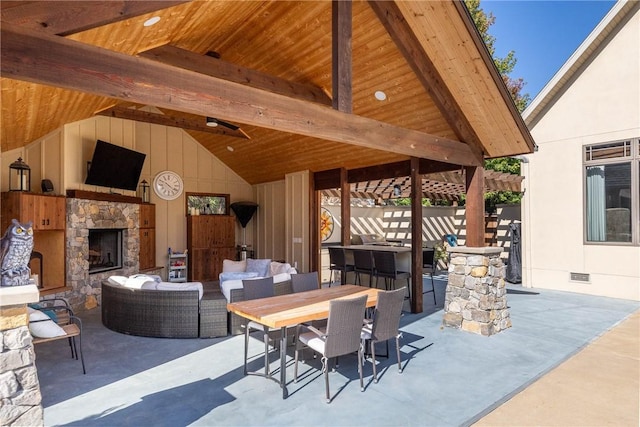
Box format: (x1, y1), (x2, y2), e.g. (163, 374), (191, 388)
(0, 1), (187, 36)
(1, 21), (481, 167)
(96, 105), (250, 139)
(138, 44), (332, 106)
(368, 0), (485, 161)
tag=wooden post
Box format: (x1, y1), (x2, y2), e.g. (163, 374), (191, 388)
(465, 165), (485, 247)
(410, 157), (423, 313)
(340, 168), (350, 245)
(332, 0), (352, 113)
(310, 172), (320, 274)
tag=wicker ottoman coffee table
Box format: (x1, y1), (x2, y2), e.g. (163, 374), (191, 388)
(200, 289), (228, 338)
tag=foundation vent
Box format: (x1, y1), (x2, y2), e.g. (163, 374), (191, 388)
(570, 272), (590, 282)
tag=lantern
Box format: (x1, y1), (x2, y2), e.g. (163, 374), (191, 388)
(9, 157), (30, 192)
(139, 179), (150, 203)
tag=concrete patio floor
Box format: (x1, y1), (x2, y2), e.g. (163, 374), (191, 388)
(36, 278), (639, 427)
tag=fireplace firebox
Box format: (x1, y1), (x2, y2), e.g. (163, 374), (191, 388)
(88, 229), (123, 273)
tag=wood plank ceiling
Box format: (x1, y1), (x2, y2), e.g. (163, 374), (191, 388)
(1, 1), (535, 187)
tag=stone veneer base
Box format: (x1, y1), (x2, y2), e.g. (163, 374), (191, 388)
(0, 285), (44, 426)
(443, 246), (512, 336)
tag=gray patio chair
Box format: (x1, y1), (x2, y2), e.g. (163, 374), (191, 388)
(242, 277), (276, 376)
(291, 271), (320, 293)
(328, 247), (355, 285)
(294, 295), (368, 403)
(422, 248), (437, 304)
(361, 287), (405, 383)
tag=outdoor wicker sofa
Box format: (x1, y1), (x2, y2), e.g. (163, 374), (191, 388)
(101, 280), (227, 338)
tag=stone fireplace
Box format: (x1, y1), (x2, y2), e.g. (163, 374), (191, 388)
(66, 197), (140, 309)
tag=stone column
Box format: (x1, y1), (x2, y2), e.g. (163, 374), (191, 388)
(442, 246), (511, 336)
(0, 285), (44, 426)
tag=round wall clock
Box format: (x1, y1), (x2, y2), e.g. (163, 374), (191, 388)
(153, 170), (184, 200)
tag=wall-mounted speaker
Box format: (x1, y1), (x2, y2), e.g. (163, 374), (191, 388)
(41, 179), (54, 193)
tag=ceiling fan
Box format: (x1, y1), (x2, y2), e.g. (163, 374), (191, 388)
(206, 116), (240, 131)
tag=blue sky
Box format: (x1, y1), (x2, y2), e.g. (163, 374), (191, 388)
(482, 0), (615, 100)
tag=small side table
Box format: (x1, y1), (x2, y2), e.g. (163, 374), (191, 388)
(200, 289), (227, 338)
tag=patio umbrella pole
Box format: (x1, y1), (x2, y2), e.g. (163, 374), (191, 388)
(241, 227), (247, 260)
(230, 201), (258, 262)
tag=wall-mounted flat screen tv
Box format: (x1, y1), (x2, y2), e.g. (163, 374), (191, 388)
(85, 140), (146, 192)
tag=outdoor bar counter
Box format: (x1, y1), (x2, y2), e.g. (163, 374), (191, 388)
(329, 244), (412, 271)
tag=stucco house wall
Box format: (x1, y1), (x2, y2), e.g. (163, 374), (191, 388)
(522, 1), (640, 300)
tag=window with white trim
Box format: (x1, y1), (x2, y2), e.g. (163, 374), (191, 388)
(583, 138), (639, 245)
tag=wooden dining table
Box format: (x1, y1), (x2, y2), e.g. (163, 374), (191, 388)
(227, 284), (380, 399)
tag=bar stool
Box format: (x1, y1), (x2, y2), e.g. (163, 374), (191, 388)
(353, 249), (376, 288)
(328, 247), (355, 285)
(371, 251), (411, 301)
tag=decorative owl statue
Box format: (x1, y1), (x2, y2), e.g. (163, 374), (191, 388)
(0, 219), (34, 287)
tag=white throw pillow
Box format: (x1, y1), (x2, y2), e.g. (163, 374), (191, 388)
(108, 276), (128, 286)
(28, 307), (66, 339)
(270, 261), (292, 276)
(124, 275), (156, 289)
(153, 281), (204, 300)
(223, 259), (247, 273)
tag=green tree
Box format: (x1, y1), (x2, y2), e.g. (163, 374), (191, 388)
(465, 0), (528, 210)
(464, 0), (531, 112)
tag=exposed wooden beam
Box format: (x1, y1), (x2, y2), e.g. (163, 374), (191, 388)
(1, 23), (482, 166)
(332, 0), (353, 113)
(0, 1), (187, 36)
(368, 0), (484, 160)
(348, 160), (459, 184)
(139, 45), (332, 107)
(96, 106), (250, 139)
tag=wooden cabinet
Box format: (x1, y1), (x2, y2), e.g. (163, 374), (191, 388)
(139, 203), (156, 271)
(1, 192), (66, 231)
(187, 215), (235, 281)
(1, 192), (67, 292)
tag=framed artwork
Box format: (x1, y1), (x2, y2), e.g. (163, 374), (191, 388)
(320, 207), (334, 241)
(186, 192), (229, 215)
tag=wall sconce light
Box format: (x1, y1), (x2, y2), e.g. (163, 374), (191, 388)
(9, 157), (31, 192)
(393, 184), (401, 197)
(139, 179), (150, 203)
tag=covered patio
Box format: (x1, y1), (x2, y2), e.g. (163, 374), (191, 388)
(37, 282), (639, 426)
(1, 1), (535, 316)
